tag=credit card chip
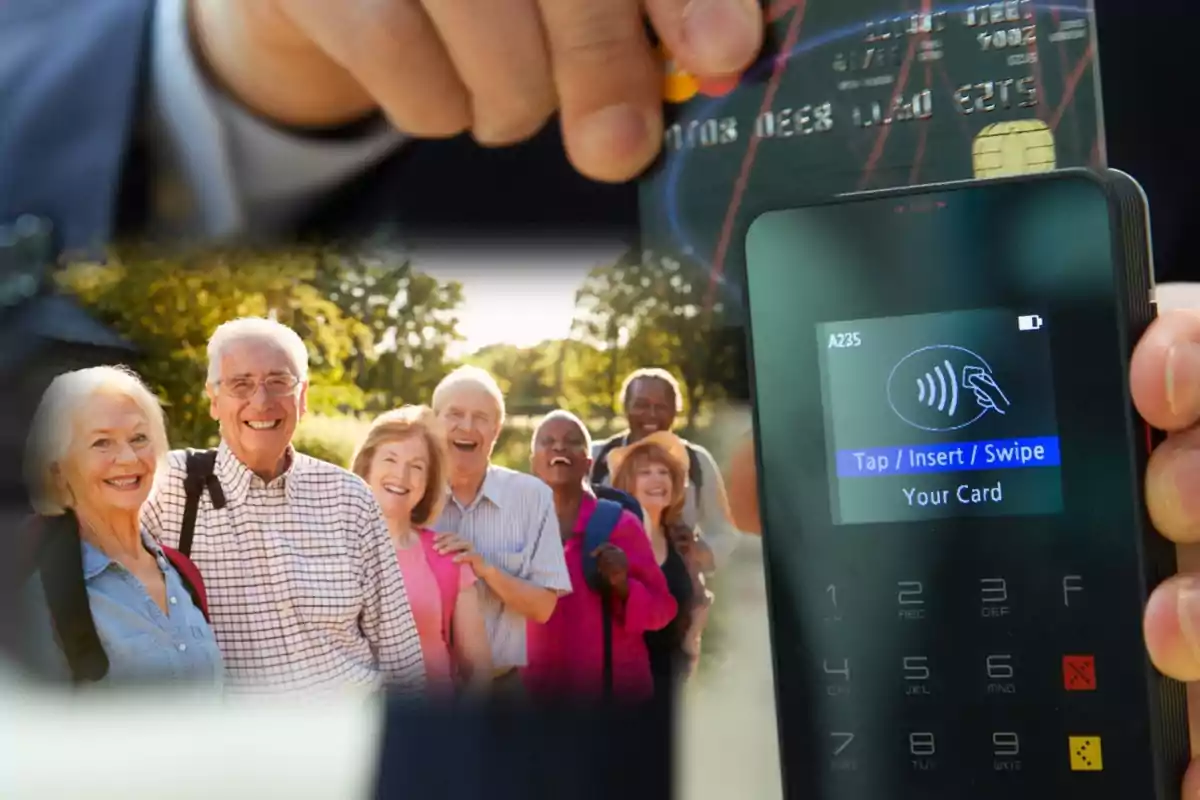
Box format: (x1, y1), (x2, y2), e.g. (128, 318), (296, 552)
(972, 120), (1056, 178)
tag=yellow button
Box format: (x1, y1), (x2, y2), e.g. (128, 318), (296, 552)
(1069, 736), (1103, 771)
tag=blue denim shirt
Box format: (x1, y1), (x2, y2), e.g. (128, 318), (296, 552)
(22, 530), (224, 687)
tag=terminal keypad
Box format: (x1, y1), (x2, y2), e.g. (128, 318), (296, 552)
(772, 545), (1159, 799)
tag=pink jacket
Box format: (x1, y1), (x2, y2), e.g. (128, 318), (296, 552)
(523, 494), (678, 701)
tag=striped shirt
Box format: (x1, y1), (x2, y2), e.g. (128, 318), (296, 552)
(434, 466), (571, 670)
(144, 442), (426, 696)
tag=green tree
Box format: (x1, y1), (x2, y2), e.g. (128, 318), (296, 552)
(57, 245), (383, 447)
(571, 250), (740, 428)
(466, 342), (556, 415)
(464, 339), (615, 422)
(309, 250), (465, 411)
(570, 250), (641, 416)
(553, 339), (619, 419)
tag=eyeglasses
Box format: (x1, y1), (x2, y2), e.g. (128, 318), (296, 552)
(217, 374), (300, 399)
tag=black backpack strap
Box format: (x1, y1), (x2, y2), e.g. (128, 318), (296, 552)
(179, 449), (224, 558)
(590, 436), (625, 486)
(36, 512), (108, 684)
(601, 587), (613, 698)
(685, 445), (704, 491)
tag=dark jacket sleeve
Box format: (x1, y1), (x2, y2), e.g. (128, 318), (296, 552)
(0, 0), (153, 668)
(0, 0), (154, 256)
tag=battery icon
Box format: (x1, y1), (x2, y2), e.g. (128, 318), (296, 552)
(1018, 314), (1044, 331)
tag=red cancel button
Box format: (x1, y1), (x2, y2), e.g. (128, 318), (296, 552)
(1063, 655), (1097, 691)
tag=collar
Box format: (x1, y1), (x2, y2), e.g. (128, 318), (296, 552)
(214, 439), (304, 505)
(448, 465), (506, 512)
(82, 528), (169, 581)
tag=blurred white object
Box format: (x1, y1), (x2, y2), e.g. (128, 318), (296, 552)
(0, 664), (382, 799)
(1155, 282), (1200, 311)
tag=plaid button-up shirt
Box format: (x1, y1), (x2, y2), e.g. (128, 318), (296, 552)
(145, 442), (425, 695)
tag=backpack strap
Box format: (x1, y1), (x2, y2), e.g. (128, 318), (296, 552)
(417, 530), (460, 668)
(589, 436), (625, 487)
(161, 546), (210, 623)
(30, 513), (109, 684)
(581, 499), (624, 590)
(685, 444), (704, 491)
(179, 448), (225, 558)
(580, 498), (624, 699)
(592, 485), (644, 525)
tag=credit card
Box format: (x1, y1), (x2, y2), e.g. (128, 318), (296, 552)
(638, 0), (1103, 310)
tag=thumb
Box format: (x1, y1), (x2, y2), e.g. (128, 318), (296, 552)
(1184, 757), (1200, 798)
(1145, 572), (1200, 682)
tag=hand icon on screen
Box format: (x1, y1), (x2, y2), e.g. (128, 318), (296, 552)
(961, 365), (1011, 416)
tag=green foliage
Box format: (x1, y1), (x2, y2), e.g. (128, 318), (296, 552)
(307, 251), (465, 411)
(56, 244), (464, 449)
(56, 242), (735, 459)
(292, 413), (373, 469)
(464, 338), (615, 421)
(571, 250), (742, 427)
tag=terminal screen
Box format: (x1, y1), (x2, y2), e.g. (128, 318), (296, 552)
(817, 307), (1061, 525)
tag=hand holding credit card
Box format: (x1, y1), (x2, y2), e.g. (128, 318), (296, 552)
(639, 0), (1102, 305)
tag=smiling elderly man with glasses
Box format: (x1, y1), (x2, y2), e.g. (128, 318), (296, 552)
(144, 316), (426, 696)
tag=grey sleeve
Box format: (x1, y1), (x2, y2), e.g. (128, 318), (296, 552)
(692, 445), (743, 570)
(148, 0), (407, 240)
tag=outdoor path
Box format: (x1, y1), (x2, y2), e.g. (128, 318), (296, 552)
(679, 535), (783, 800)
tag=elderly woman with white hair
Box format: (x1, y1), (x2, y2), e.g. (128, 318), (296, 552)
(18, 366), (223, 686)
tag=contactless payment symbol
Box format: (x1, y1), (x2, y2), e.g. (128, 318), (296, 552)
(660, 45), (741, 103)
(886, 345), (1011, 433)
(972, 119), (1056, 178)
(1062, 655), (1097, 691)
(1069, 736), (1103, 771)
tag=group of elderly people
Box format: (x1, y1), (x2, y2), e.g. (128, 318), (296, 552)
(16, 315), (734, 703)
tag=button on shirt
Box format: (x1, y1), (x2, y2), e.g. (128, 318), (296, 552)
(145, 442), (425, 696)
(435, 467), (572, 671)
(22, 529), (223, 687)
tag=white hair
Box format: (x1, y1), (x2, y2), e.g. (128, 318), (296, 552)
(206, 317), (309, 386)
(24, 365), (170, 516)
(432, 365), (506, 423)
(530, 409), (592, 453)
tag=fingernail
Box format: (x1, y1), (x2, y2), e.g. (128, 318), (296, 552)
(1165, 341), (1200, 418)
(682, 0), (761, 75)
(1177, 577), (1200, 660)
(575, 104), (657, 178)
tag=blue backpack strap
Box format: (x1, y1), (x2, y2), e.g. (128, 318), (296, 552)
(582, 499), (624, 590)
(592, 485), (643, 522)
(581, 497), (624, 698)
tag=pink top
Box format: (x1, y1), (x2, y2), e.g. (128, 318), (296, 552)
(522, 495), (678, 701)
(395, 536), (476, 691)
